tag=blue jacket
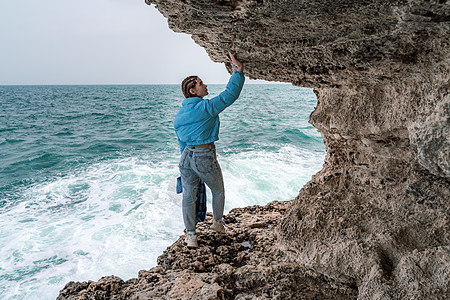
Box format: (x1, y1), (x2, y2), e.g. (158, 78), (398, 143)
(174, 71), (245, 153)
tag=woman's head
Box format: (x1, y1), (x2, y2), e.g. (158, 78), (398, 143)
(181, 76), (208, 98)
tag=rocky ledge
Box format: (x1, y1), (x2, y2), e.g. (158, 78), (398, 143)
(59, 0), (449, 299)
(58, 201), (358, 299)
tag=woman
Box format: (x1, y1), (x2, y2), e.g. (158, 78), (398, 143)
(174, 52), (245, 248)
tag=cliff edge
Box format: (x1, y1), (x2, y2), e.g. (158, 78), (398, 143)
(59, 1), (449, 299)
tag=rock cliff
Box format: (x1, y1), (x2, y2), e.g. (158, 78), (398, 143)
(58, 1), (449, 299)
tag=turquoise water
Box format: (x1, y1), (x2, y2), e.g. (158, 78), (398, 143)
(0, 84), (325, 299)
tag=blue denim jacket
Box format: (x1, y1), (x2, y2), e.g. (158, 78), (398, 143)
(174, 71), (245, 153)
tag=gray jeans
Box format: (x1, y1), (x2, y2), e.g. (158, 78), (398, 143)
(179, 145), (225, 232)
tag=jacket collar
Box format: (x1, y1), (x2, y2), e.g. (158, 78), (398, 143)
(182, 97), (203, 106)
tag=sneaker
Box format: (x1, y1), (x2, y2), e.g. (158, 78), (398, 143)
(210, 219), (226, 233)
(185, 232), (198, 248)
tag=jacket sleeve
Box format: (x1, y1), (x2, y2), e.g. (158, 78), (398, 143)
(204, 71), (245, 116)
(176, 133), (187, 154)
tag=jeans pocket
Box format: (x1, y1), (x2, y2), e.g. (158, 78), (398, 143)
(178, 150), (188, 168)
(194, 154), (216, 173)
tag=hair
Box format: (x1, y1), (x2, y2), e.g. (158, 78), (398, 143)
(181, 75), (198, 98)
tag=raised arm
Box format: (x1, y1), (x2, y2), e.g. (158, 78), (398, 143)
(203, 52), (245, 116)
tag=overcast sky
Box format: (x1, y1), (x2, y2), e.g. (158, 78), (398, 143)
(0, 0), (267, 85)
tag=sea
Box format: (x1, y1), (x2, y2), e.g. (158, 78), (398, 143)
(0, 84), (325, 299)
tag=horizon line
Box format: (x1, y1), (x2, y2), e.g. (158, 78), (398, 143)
(0, 82), (291, 86)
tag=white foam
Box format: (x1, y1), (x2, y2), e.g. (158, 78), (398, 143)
(0, 144), (325, 299)
(219, 144), (325, 211)
(0, 156), (184, 299)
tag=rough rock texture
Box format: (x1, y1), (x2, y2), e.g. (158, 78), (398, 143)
(58, 202), (357, 299)
(59, 1), (449, 299)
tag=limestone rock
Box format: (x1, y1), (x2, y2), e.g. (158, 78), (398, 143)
(58, 201), (356, 299)
(145, 1), (449, 298)
(59, 1), (449, 299)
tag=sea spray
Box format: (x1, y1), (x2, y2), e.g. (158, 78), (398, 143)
(0, 84), (324, 299)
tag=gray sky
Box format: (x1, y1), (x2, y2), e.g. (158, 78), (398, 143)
(0, 0), (268, 85)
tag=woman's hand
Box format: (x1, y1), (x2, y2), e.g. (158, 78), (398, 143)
(228, 52), (244, 73)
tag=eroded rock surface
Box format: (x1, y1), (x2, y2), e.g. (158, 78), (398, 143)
(59, 1), (449, 299)
(58, 202), (357, 299)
